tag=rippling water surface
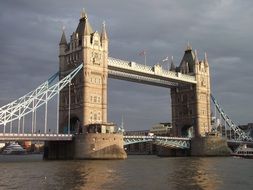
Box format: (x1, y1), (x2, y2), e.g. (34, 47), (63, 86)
(0, 155), (252, 190)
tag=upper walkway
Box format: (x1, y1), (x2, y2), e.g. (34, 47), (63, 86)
(108, 57), (196, 88)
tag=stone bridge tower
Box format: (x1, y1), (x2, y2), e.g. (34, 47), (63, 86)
(52, 10), (126, 160)
(171, 45), (211, 137)
(58, 11), (108, 133)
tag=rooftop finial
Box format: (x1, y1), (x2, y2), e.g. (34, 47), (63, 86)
(101, 20), (108, 40)
(81, 8), (88, 19)
(62, 25), (66, 32)
(59, 27), (67, 45)
(186, 41), (192, 50)
(81, 8), (85, 18)
(204, 52), (208, 61)
(204, 52), (208, 66)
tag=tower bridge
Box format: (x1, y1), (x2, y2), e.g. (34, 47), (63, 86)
(0, 10), (252, 159)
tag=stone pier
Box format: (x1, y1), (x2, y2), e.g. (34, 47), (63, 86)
(44, 133), (127, 160)
(191, 136), (231, 156)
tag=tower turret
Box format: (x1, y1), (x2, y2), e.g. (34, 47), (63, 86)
(59, 29), (67, 72)
(75, 10), (93, 48)
(204, 52), (209, 67)
(101, 21), (108, 51)
(59, 30), (67, 55)
(179, 43), (195, 73)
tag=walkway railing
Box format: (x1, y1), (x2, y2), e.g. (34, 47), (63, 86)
(108, 57), (196, 85)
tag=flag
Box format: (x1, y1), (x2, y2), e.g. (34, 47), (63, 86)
(139, 50), (146, 56)
(162, 56), (169, 62)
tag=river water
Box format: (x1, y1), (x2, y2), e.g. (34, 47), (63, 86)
(0, 155), (252, 190)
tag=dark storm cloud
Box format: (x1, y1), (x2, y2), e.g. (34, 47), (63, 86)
(0, 0), (253, 131)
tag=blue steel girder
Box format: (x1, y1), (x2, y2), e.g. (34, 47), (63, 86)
(124, 136), (190, 149)
(124, 137), (153, 146)
(154, 137), (190, 149)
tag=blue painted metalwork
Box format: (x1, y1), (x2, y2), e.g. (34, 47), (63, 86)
(124, 136), (190, 149)
(211, 94), (253, 142)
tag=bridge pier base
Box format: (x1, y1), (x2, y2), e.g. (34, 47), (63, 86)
(44, 133), (127, 160)
(43, 141), (74, 160)
(74, 133), (127, 159)
(157, 146), (190, 157)
(190, 136), (231, 156)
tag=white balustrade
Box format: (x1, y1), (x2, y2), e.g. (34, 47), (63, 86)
(108, 57), (196, 84)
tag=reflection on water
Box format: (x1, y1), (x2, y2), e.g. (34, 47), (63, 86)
(170, 158), (222, 190)
(0, 155), (252, 190)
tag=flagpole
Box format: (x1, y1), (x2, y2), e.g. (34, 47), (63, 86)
(139, 50), (147, 66)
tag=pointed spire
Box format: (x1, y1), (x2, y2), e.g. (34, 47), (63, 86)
(59, 27), (67, 45)
(180, 62), (185, 73)
(185, 62), (189, 73)
(170, 56), (176, 71)
(84, 15), (92, 36)
(194, 49), (199, 64)
(101, 21), (108, 40)
(121, 115), (124, 130)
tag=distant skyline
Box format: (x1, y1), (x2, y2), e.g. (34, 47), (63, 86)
(0, 0), (253, 131)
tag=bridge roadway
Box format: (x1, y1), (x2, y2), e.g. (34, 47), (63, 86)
(108, 57), (196, 88)
(0, 133), (190, 149)
(0, 133), (73, 141)
(0, 133), (251, 149)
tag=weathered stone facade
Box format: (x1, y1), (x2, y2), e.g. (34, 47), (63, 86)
(191, 136), (231, 156)
(58, 11), (108, 132)
(171, 46), (211, 137)
(55, 10), (127, 160)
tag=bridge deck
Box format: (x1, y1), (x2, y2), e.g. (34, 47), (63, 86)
(0, 133), (73, 141)
(108, 57), (196, 87)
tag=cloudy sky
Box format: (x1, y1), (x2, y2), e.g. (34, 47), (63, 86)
(0, 0), (253, 131)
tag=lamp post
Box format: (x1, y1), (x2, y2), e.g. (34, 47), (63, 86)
(68, 81), (74, 135)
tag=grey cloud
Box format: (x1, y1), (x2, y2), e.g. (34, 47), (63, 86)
(0, 0), (253, 131)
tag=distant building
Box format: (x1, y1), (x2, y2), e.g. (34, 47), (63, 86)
(150, 122), (173, 136)
(124, 123), (174, 155)
(124, 130), (153, 154)
(124, 130), (149, 136)
(239, 123), (253, 138)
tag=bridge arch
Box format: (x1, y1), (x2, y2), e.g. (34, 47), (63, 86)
(181, 125), (194, 138)
(61, 115), (81, 134)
